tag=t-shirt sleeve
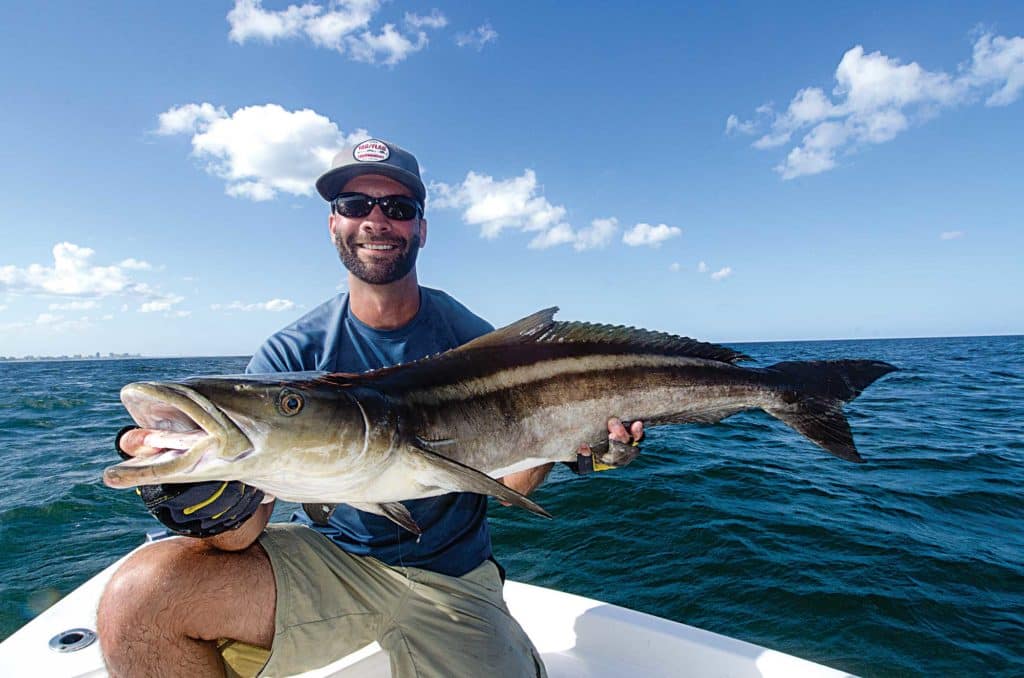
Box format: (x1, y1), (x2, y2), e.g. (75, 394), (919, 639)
(459, 313), (494, 343)
(246, 333), (306, 374)
(428, 290), (494, 344)
(245, 295), (343, 374)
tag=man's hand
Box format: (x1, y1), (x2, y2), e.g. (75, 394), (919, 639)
(573, 417), (644, 472)
(590, 417), (644, 456)
(117, 426), (164, 459)
(115, 427), (270, 546)
(499, 417), (645, 500)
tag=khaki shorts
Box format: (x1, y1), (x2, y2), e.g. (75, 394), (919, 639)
(219, 523), (546, 678)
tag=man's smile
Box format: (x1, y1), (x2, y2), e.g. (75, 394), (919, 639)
(356, 241), (404, 258)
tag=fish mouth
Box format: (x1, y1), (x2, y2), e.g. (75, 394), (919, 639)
(102, 382), (253, 489)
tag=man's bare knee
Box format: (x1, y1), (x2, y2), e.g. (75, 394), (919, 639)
(98, 539), (274, 653)
(98, 540), (203, 647)
(98, 539), (248, 677)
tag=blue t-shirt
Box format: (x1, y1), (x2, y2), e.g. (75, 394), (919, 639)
(246, 287), (495, 577)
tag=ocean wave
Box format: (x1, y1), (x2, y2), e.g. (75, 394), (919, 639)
(2, 340), (1022, 673)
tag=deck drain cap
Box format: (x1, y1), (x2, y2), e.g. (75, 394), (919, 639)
(49, 628), (96, 652)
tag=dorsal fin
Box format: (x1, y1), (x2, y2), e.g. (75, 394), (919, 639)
(452, 307), (559, 351)
(447, 307), (749, 364)
(315, 308), (750, 391)
(527, 321), (750, 364)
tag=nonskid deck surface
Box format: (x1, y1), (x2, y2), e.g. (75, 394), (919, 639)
(0, 542), (855, 677)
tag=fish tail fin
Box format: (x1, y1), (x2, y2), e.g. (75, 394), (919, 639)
(763, 360), (897, 462)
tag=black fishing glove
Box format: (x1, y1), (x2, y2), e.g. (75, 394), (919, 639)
(564, 434), (642, 475)
(115, 425), (265, 538)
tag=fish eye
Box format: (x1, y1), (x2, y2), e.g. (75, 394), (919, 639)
(277, 389), (304, 416)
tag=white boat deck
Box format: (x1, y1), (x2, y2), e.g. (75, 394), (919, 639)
(0, 544), (855, 677)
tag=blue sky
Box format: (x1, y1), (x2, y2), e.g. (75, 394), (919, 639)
(1, 1), (1022, 358)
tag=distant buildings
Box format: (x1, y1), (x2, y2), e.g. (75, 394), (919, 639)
(0, 352), (142, 362)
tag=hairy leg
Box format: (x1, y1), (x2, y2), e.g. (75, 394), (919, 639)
(97, 537), (276, 678)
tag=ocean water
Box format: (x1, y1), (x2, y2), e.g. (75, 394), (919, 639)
(0, 336), (1022, 676)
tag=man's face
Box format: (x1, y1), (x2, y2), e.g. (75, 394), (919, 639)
(328, 174), (427, 285)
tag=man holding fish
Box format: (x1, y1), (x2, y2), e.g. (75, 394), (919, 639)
(98, 139), (642, 677)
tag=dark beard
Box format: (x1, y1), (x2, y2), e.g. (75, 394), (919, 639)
(336, 231), (421, 285)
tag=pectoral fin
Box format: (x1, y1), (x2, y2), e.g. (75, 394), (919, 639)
(413, 435), (458, 452)
(408, 440), (553, 521)
(302, 502), (337, 526)
(348, 501), (423, 535)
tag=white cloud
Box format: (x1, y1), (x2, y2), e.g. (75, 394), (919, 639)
(1, 243), (131, 297)
(710, 267), (733, 281)
(433, 170), (682, 252)
(456, 23), (498, 51)
(787, 87), (837, 126)
(729, 32), (1024, 179)
(725, 114), (756, 135)
(211, 298), (296, 312)
(35, 313), (61, 325)
(139, 295), (184, 313)
(431, 169), (569, 239)
(102, 314), (114, 321)
(157, 102), (368, 201)
(405, 10), (447, 30)
(573, 217), (619, 251)
(48, 300), (98, 311)
(433, 172), (629, 251)
(226, 0), (442, 65)
(226, 0), (319, 43)
(156, 103), (227, 136)
(0, 304), (7, 312)
(119, 258), (152, 271)
(695, 260), (731, 280)
(526, 217), (620, 251)
(347, 24), (428, 66)
(940, 230), (965, 240)
(966, 33), (1024, 106)
(527, 224), (576, 250)
(263, 298), (296, 312)
(225, 180), (278, 202)
(303, 1), (377, 48)
(622, 223), (682, 247)
(33, 313), (93, 333)
(669, 262), (681, 272)
(834, 47), (962, 112)
(775, 120), (848, 179)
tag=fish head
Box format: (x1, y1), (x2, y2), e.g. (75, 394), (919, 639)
(102, 373), (367, 490)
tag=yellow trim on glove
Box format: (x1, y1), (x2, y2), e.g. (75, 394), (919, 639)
(183, 481), (229, 516)
(594, 439), (639, 471)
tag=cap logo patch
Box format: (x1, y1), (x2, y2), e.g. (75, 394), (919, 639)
(353, 139), (390, 162)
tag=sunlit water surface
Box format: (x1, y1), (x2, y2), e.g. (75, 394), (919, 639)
(1, 336), (1021, 676)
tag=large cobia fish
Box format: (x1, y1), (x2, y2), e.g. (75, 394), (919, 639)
(103, 308), (896, 533)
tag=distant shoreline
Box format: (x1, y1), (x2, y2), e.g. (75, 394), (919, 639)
(0, 355), (250, 364)
(1, 333), (1020, 363)
(733, 332), (1023, 345)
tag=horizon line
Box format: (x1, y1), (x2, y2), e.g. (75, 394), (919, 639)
(2, 331), (1020, 362)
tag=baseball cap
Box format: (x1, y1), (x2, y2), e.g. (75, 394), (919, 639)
(316, 138), (426, 205)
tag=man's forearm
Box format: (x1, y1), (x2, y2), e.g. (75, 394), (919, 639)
(205, 500), (274, 551)
(500, 463), (554, 497)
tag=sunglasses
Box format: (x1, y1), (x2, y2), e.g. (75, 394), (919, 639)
(331, 192), (423, 221)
